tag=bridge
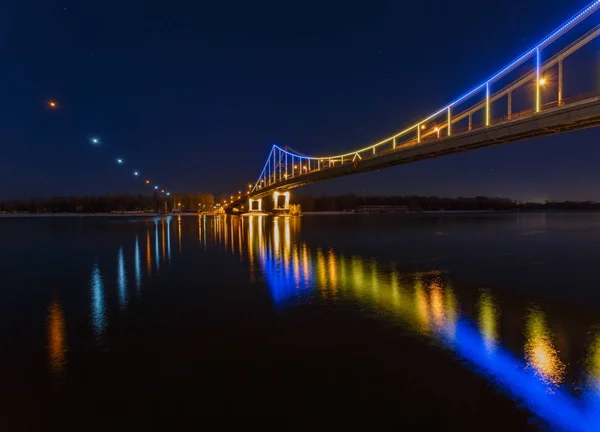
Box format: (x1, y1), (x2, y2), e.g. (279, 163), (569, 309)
(225, 1), (600, 213)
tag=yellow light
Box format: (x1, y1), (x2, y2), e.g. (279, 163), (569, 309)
(248, 184), (252, 188)
(434, 127), (439, 132)
(145, 180), (150, 184)
(294, 165), (297, 169)
(161, 190), (164, 193)
(539, 77), (547, 86)
(421, 124), (426, 130)
(48, 101), (57, 109)
(230, 196), (233, 200)
(238, 191), (241, 194)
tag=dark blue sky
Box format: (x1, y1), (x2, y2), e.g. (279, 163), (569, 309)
(2, 0), (599, 201)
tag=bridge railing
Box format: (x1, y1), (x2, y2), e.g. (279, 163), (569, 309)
(250, 2), (600, 195)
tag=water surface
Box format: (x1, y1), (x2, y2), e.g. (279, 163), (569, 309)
(1, 213), (600, 430)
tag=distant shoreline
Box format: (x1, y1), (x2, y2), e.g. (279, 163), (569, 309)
(0, 212), (209, 218)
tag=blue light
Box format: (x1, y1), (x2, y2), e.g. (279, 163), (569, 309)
(166, 192), (170, 196)
(90, 137), (100, 145)
(154, 186), (158, 190)
(116, 158), (123, 164)
(133, 171), (139, 176)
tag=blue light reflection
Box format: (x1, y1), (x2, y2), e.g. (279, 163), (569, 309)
(250, 220), (600, 431)
(117, 246), (127, 308)
(90, 261), (105, 336)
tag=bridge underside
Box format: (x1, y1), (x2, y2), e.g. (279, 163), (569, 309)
(242, 96), (600, 201)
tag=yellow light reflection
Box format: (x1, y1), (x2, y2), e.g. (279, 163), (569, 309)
(47, 296), (66, 374)
(478, 290), (499, 352)
(444, 285), (458, 340)
(389, 271), (401, 309)
(585, 329), (600, 391)
(414, 279), (430, 334)
(283, 218), (291, 276)
(370, 261), (380, 301)
(316, 249), (327, 295)
(293, 246), (300, 286)
(351, 257), (365, 295)
(273, 218), (280, 259)
(328, 250), (338, 295)
(429, 280), (445, 329)
(177, 215), (182, 253)
(302, 244), (310, 286)
(524, 306), (565, 387)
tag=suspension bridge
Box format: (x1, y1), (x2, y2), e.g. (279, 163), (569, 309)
(225, 1), (600, 214)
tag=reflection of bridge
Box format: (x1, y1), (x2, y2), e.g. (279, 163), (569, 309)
(227, 1), (600, 212)
(212, 214), (600, 430)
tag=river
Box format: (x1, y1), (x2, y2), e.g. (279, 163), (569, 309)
(1, 213), (600, 430)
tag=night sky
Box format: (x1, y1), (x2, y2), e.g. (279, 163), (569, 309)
(2, 0), (599, 201)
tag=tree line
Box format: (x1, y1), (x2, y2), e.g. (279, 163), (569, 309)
(3, 192), (600, 213)
(0, 192), (215, 214)
(294, 194), (600, 212)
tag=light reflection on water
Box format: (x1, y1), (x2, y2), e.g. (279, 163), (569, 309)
(524, 305), (566, 388)
(42, 214), (600, 430)
(90, 261), (105, 336)
(222, 214), (600, 430)
(479, 289), (499, 353)
(117, 246), (127, 309)
(47, 296), (66, 374)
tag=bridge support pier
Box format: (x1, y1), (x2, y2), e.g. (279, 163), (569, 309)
(248, 198), (262, 212)
(273, 191), (291, 211)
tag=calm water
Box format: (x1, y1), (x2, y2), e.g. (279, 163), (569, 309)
(3, 213), (600, 430)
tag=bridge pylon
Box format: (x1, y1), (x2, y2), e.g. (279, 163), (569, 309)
(273, 191), (290, 212)
(248, 197), (263, 213)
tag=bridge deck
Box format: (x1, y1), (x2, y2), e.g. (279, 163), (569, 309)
(246, 95), (600, 200)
